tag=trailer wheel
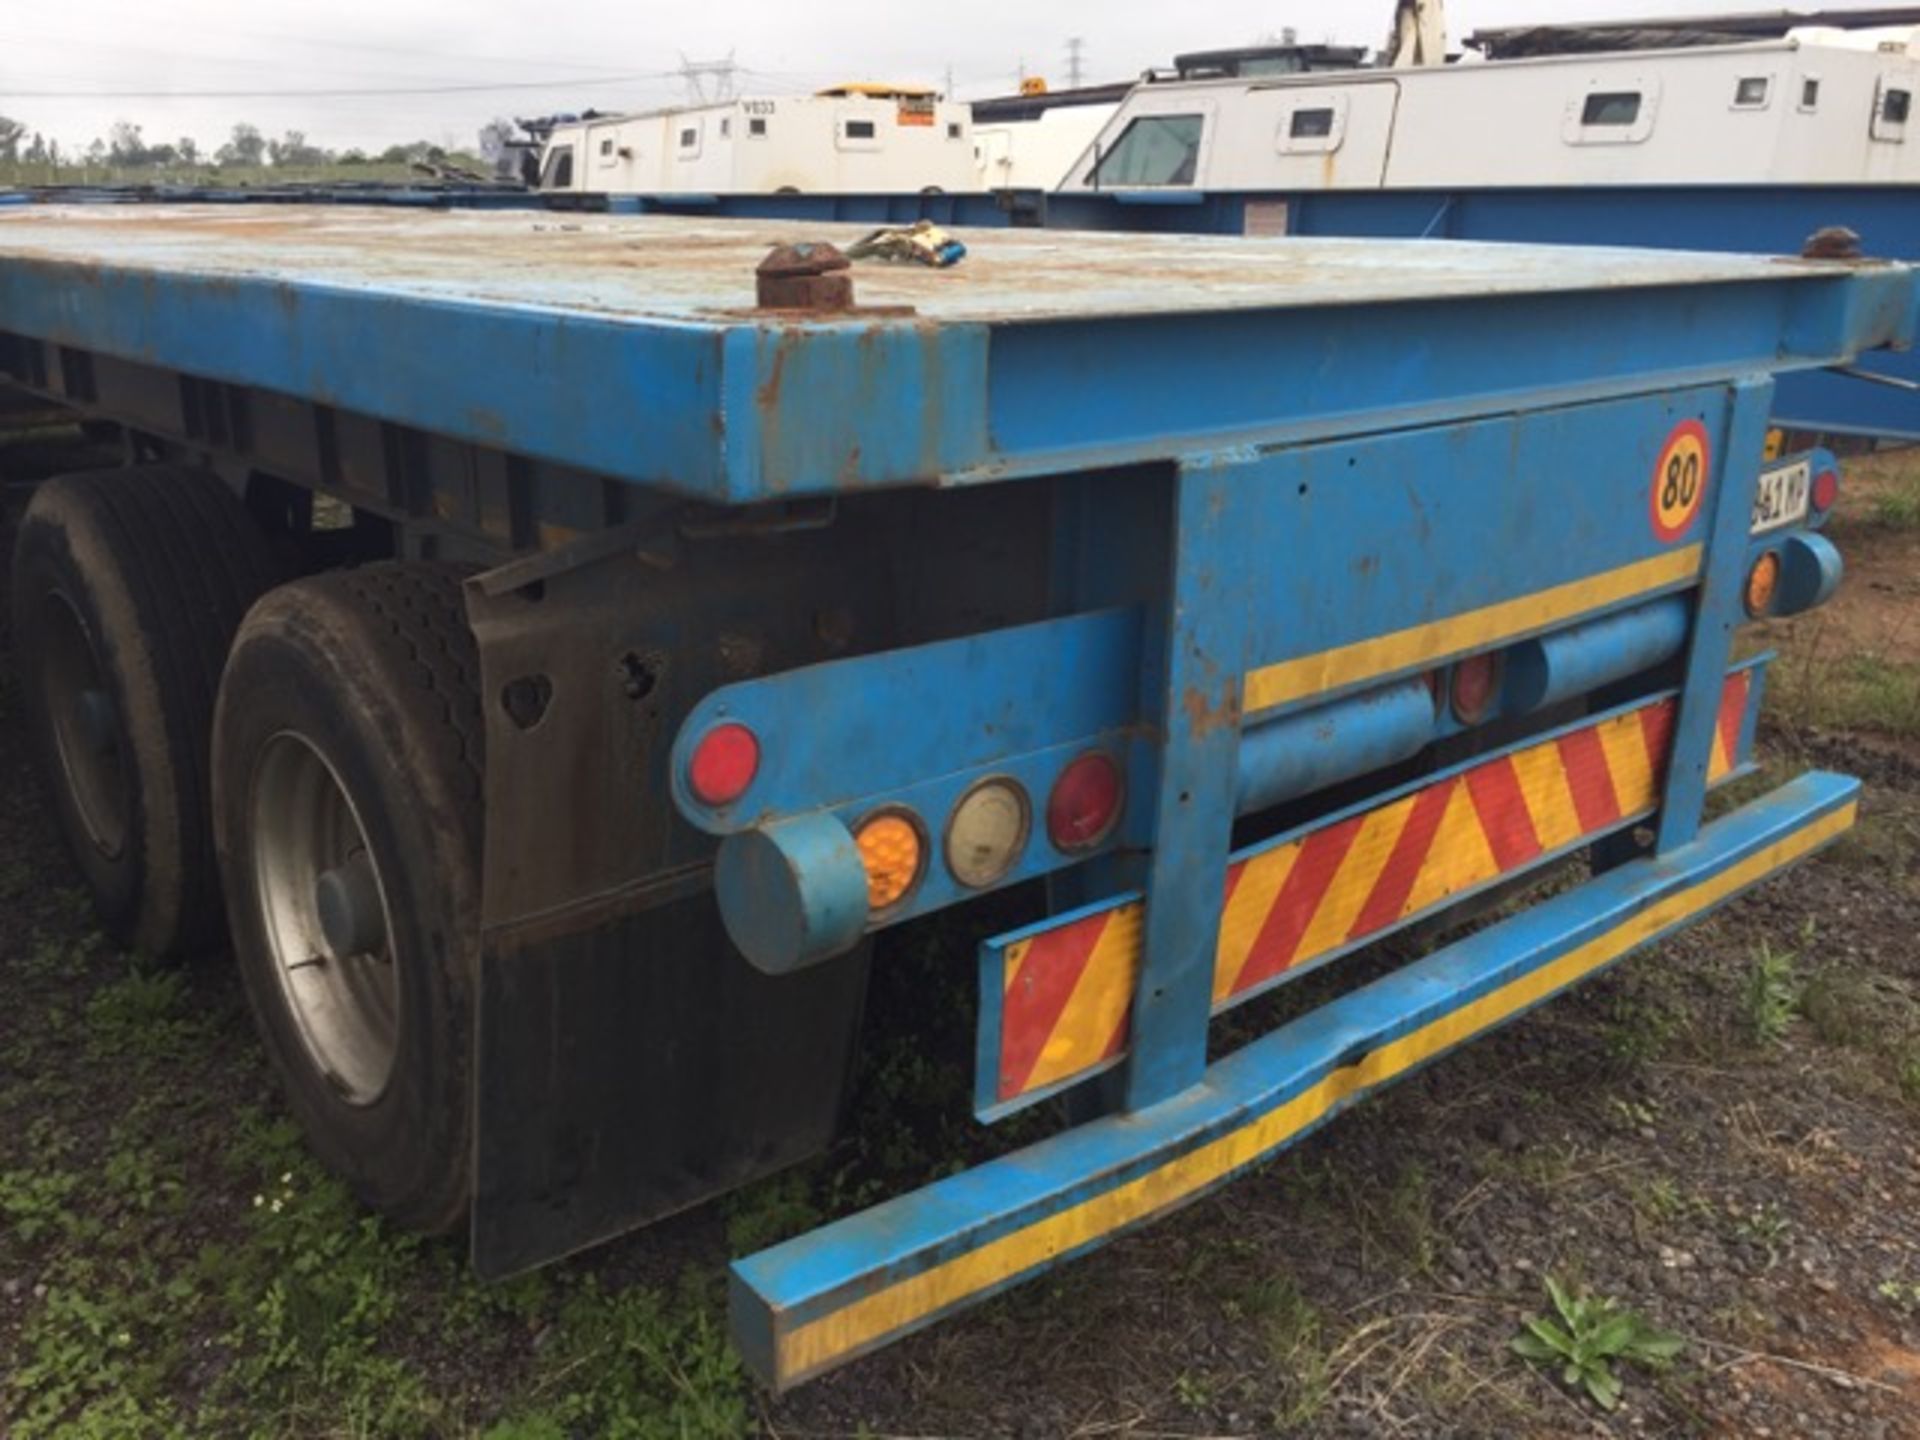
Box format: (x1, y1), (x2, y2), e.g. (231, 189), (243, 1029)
(213, 565), (482, 1233)
(9, 467), (282, 957)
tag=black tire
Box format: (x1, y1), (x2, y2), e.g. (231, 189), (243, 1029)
(8, 466), (282, 957)
(213, 564), (483, 1233)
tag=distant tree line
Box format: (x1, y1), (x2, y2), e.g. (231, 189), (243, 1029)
(0, 117), (497, 172)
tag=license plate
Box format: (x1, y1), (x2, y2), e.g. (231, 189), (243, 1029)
(1752, 458), (1811, 535)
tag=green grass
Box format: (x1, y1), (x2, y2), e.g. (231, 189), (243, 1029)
(0, 940), (753, 1439)
(1742, 939), (1800, 1047)
(1869, 466), (1920, 530)
(1769, 652), (1920, 740)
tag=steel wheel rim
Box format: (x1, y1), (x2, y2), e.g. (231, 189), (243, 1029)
(39, 590), (130, 858)
(251, 732), (400, 1105)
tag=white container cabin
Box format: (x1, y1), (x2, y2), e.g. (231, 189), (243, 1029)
(538, 85), (977, 195)
(1060, 25), (1920, 194)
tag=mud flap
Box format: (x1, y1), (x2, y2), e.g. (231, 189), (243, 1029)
(471, 890), (869, 1279)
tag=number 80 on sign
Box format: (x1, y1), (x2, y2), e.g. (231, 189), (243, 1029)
(1650, 420), (1710, 543)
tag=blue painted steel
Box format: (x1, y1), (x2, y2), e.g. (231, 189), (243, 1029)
(974, 656), (1774, 1124)
(1774, 531), (1845, 617)
(1124, 462), (1246, 1109)
(1503, 598), (1690, 715)
(1657, 378), (1775, 855)
(575, 183), (1920, 438)
(713, 814), (871, 974)
(1237, 676), (1437, 813)
(977, 275), (1915, 484)
(679, 390), (1857, 963)
(1198, 390), (1723, 719)
(732, 771), (1859, 1389)
(673, 608), (1140, 833)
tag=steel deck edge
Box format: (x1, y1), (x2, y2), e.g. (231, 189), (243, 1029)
(0, 242), (1913, 502)
(729, 770), (1859, 1389)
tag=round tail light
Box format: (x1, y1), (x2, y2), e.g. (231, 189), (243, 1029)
(1745, 550), (1782, 617)
(946, 778), (1030, 889)
(688, 722), (760, 806)
(855, 810), (926, 912)
(1047, 752), (1123, 852)
(1449, 653), (1502, 726)
(1811, 467), (1840, 516)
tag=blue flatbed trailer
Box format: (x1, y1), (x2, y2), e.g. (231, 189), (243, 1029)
(0, 204), (1911, 1387)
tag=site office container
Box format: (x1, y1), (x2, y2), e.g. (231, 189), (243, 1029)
(0, 206), (1908, 1386)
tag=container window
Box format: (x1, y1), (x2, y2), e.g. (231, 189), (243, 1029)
(1290, 107), (1336, 139)
(947, 121), (962, 139)
(1734, 76), (1769, 108)
(1089, 114), (1204, 186)
(1581, 91), (1642, 126)
(679, 127), (698, 148)
(846, 119), (877, 140)
(1885, 88), (1912, 125)
(1801, 77), (1821, 110)
(749, 117), (768, 137)
(539, 145), (574, 188)
(720, 118), (731, 138)
(598, 137), (614, 156)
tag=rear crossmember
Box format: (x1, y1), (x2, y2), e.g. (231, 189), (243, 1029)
(733, 772), (1856, 1388)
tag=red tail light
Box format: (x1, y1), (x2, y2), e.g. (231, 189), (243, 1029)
(688, 722), (760, 806)
(1450, 653), (1502, 725)
(1812, 467), (1840, 516)
(1047, 753), (1123, 852)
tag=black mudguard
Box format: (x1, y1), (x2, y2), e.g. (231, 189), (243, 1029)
(473, 891), (869, 1277)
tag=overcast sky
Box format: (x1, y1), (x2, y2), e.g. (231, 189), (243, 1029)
(0, 0), (1907, 153)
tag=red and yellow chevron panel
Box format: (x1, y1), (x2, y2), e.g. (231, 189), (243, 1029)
(990, 671), (1755, 1109)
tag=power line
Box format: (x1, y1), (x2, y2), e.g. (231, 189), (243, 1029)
(7, 8), (653, 78)
(1, 73), (680, 101)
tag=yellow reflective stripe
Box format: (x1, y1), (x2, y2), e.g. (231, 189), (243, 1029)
(1214, 843), (1300, 1003)
(1508, 741), (1586, 853)
(1401, 780), (1498, 916)
(1243, 547), (1703, 715)
(1297, 802), (1411, 959)
(1598, 709), (1659, 813)
(775, 799), (1853, 1384)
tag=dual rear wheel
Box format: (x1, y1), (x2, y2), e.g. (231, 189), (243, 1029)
(10, 471), (481, 1231)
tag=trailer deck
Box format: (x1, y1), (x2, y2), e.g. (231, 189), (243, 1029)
(1, 207), (1912, 503)
(0, 206), (1861, 320)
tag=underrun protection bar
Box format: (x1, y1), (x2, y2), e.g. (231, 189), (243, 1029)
(730, 771), (1858, 1389)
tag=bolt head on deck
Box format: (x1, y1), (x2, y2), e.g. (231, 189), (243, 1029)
(757, 242), (855, 312)
(1802, 226), (1864, 261)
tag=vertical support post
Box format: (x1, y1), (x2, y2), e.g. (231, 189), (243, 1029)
(1123, 461), (1246, 1110)
(1656, 376), (1773, 854)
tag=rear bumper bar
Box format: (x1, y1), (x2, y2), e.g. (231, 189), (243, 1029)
(730, 770), (1858, 1389)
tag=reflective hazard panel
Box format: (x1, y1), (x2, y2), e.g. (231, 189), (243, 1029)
(980, 669), (1759, 1118)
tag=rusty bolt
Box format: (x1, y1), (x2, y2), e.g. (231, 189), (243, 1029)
(757, 241), (855, 311)
(1802, 226), (1864, 261)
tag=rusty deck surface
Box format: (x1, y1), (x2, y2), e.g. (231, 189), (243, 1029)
(0, 205), (1840, 326)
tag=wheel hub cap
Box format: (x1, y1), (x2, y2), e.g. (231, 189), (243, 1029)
(250, 734), (400, 1105)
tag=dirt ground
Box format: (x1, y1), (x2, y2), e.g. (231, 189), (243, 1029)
(1, 441), (1917, 1439)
